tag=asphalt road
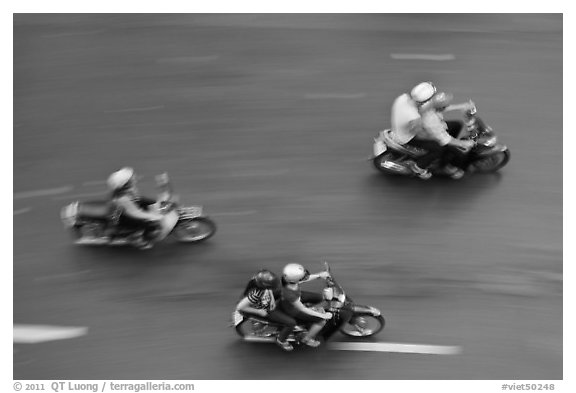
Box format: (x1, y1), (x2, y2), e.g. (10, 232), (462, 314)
(13, 14), (562, 380)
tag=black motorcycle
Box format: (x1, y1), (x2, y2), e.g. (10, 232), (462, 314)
(372, 102), (510, 177)
(232, 262), (385, 348)
(60, 174), (217, 248)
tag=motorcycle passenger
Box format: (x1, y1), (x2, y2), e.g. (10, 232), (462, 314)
(235, 270), (296, 352)
(280, 263), (333, 348)
(107, 167), (163, 249)
(390, 82), (475, 179)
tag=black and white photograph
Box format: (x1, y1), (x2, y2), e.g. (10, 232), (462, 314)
(11, 10), (564, 386)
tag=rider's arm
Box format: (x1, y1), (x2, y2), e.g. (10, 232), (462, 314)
(301, 271), (330, 283)
(235, 297), (268, 317)
(420, 112), (454, 147)
(116, 196), (162, 221)
(444, 102), (473, 113)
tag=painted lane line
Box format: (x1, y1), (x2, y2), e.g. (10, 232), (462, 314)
(82, 180), (107, 187)
(14, 207), (32, 215)
(210, 210), (258, 217)
(14, 325), (88, 344)
(53, 191), (106, 200)
(156, 55), (220, 64)
(104, 105), (165, 114)
(97, 121), (194, 129)
(329, 342), (462, 355)
(42, 29), (106, 38)
(14, 186), (74, 200)
(305, 93), (366, 100)
(391, 53), (455, 61)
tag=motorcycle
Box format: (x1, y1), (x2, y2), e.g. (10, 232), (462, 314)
(60, 174), (217, 249)
(232, 262), (385, 348)
(372, 102), (510, 177)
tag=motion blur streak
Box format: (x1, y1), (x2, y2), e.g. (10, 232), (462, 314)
(329, 342), (462, 355)
(13, 14), (561, 379)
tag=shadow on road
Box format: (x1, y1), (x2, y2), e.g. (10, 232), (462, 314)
(362, 171), (504, 217)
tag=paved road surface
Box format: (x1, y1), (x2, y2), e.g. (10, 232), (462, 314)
(13, 14), (562, 380)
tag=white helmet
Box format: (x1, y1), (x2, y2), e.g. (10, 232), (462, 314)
(107, 167), (135, 191)
(282, 263), (309, 284)
(410, 82), (437, 104)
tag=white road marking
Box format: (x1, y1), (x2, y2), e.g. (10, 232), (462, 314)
(211, 210), (258, 217)
(53, 191), (106, 200)
(42, 29), (106, 38)
(104, 105), (165, 113)
(14, 325), (88, 344)
(82, 180), (107, 187)
(14, 207), (32, 215)
(391, 53), (456, 61)
(14, 186), (74, 200)
(156, 55), (220, 64)
(329, 342), (462, 355)
(305, 93), (366, 100)
(97, 121), (194, 129)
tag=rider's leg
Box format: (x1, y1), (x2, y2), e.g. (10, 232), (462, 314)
(406, 138), (445, 169)
(142, 221), (161, 242)
(266, 309), (296, 343)
(302, 320), (326, 347)
(293, 313), (326, 347)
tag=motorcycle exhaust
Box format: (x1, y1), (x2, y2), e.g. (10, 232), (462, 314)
(243, 336), (276, 343)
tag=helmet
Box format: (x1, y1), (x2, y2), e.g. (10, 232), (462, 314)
(282, 263), (309, 284)
(107, 167), (135, 191)
(410, 82), (437, 104)
(254, 270), (279, 289)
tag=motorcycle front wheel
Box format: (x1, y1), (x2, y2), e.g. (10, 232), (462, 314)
(471, 149), (510, 173)
(340, 314), (385, 337)
(173, 217), (217, 243)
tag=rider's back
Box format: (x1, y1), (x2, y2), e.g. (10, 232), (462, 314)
(391, 93), (421, 144)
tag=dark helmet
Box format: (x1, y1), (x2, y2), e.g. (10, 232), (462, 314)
(254, 270), (279, 289)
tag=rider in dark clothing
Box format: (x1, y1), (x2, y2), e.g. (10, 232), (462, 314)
(235, 270), (296, 352)
(107, 167), (163, 248)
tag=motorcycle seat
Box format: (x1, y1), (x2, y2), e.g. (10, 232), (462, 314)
(381, 129), (427, 157)
(240, 312), (301, 329)
(77, 201), (114, 220)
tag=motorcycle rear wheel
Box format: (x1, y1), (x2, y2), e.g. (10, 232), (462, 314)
(340, 314), (385, 337)
(173, 217), (216, 243)
(471, 149), (510, 173)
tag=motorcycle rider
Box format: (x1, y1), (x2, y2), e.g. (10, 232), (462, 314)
(280, 263), (333, 348)
(390, 82), (475, 179)
(107, 167), (164, 249)
(235, 270), (296, 352)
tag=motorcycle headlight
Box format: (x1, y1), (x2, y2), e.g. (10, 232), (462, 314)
(323, 287), (334, 300)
